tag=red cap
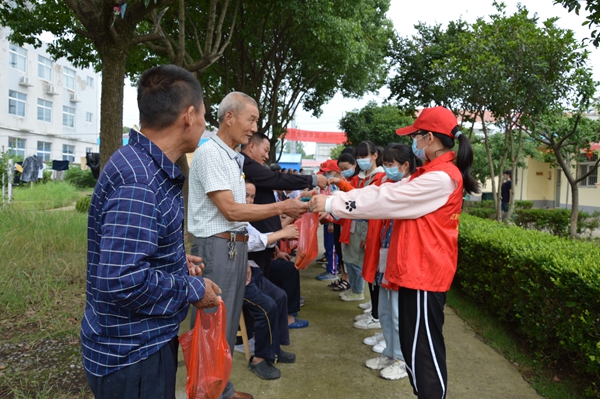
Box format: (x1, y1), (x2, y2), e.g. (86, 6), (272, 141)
(318, 159), (340, 174)
(396, 106), (458, 138)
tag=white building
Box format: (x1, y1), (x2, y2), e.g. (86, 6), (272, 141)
(0, 27), (99, 164)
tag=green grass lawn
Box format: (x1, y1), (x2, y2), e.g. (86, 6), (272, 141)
(0, 183), (91, 398)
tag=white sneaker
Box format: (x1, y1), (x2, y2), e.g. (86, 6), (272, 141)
(365, 354), (394, 370)
(341, 292), (365, 302)
(354, 316), (381, 330)
(363, 332), (384, 346)
(372, 341), (387, 353)
(380, 360), (408, 380)
(358, 301), (372, 310)
(355, 311), (371, 321)
(363, 307), (372, 314)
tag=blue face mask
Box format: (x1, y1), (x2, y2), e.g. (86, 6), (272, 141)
(384, 166), (404, 182)
(357, 158), (373, 171)
(412, 136), (429, 161)
(341, 168), (355, 178)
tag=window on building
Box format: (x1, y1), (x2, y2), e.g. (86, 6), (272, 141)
(62, 144), (75, 162)
(38, 55), (52, 81)
(63, 105), (75, 127)
(9, 43), (26, 72)
(86, 76), (94, 88)
(8, 137), (26, 159)
(578, 153), (598, 187)
(63, 67), (75, 90)
(316, 144), (336, 159)
(8, 90), (26, 117)
(37, 141), (52, 161)
(86, 112), (93, 122)
(37, 98), (52, 122)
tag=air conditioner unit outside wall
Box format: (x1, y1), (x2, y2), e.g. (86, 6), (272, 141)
(19, 76), (33, 87)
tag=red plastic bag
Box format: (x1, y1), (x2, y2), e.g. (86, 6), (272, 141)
(179, 299), (232, 399)
(279, 238), (298, 255)
(294, 211), (320, 270)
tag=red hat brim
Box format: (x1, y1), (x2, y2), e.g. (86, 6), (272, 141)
(395, 125), (419, 136)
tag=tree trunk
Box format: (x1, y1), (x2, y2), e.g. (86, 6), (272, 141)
(569, 180), (579, 239)
(98, 42), (130, 171)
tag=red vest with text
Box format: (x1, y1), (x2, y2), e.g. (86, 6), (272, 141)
(385, 152), (463, 292)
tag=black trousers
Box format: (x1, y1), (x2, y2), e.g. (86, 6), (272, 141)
(243, 267), (289, 362)
(269, 258), (301, 314)
(399, 288), (447, 399)
(368, 282), (380, 319)
(86, 337), (178, 399)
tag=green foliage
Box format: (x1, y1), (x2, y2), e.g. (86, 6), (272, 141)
(75, 195), (92, 213)
(64, 167), (97, 189)
(329, 144), (345, 160)
(515, 200), (534, 210)
(196, 0), (394, 162)
(470, 133), (542, 185)
(555, 0), (600, 47)
(465, 199), (598, 238)
(457, 214), (600, 396)
(11, 181), (82, 211)
(388, 20), (469, 112)
(338, 101), (414, 148)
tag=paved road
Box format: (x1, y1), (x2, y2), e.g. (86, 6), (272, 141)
(176, 244), (543, 399)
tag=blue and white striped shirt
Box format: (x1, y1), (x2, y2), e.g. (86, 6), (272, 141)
(81, 129), (206, 377)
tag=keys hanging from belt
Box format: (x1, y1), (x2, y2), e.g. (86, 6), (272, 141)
(228, 232), (238, 260)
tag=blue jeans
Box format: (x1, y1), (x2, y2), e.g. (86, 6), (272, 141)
(345, 261), (364, 294)
(323, 225), (337, 275)
(379, 287), (403, 361)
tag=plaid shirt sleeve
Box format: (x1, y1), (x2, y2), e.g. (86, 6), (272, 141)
(96, 183), (206, 314)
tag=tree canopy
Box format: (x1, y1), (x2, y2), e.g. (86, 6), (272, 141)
(338, 101), (413, 148)
(555, 0), (600, 46)
(197, 0), (394, 161)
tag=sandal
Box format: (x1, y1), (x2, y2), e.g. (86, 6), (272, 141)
(332, 280), (351, 291)
(327, 278), (342, 288)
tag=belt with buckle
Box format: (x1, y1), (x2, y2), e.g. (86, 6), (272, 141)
(213, 231), (249, 242)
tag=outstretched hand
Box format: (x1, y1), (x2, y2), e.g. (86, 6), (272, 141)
(309, 194), (328, 213)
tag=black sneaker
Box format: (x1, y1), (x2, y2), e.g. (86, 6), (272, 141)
(277, 350), (296, 364)
(316, 256), (328, 264)
(248, 357), (281, 379)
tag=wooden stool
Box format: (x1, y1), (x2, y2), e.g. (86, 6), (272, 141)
(236, 312), (251, 361)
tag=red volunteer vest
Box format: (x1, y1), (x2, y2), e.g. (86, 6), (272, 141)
(385, 152), (463, 292)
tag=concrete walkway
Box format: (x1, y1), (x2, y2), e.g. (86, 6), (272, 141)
(175, 260), (543, 399)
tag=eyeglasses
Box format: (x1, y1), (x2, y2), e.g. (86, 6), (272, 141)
(409, 131), (428, 140)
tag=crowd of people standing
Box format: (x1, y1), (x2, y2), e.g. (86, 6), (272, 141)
(81, 64), (478, 399)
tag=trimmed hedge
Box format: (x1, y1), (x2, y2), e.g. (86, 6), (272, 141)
(514, 208), (600, 238)
(457, 214), (600, 395)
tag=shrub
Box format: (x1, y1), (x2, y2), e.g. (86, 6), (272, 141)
(514, 208), (600, 238)
(75, 195), (91, 213)
(64, 166), (97, 188)
(457, 214), (600, 395)
(514, 200), (534, 210)
(514, 208), (571, 236)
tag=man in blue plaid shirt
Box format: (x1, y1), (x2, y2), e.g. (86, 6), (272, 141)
(81, 65), (221, 399)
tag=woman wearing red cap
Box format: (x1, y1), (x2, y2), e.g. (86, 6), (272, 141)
(309, 106), (479, 399)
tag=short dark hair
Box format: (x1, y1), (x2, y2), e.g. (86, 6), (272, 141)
(270, 163), (281, 172)
(137, 65), (203, 130)
(242, 132), (269, 150)
(503, 170), (512, 178)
